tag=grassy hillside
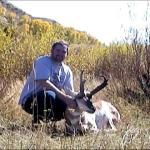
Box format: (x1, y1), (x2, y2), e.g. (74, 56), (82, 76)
(0, 77), (149, 149)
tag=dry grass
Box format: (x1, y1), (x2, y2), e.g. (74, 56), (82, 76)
(0, 76), (150, 149)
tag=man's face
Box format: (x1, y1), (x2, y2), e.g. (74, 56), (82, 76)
(51, 44), (68, 63)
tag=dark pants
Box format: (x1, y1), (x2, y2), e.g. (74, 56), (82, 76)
(22, 91), (67, 123)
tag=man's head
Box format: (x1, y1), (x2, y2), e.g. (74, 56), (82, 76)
(51, 40), (69, 63)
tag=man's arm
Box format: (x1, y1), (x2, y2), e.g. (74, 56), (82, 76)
(36, 80), (77, 109)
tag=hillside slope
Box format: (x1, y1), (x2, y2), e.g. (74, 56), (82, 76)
(0, 0), (58, 24)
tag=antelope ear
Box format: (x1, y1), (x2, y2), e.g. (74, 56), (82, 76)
(86, 93), (92, 99)
(75, 92), (85, 99)
(85, 91), (92, 99)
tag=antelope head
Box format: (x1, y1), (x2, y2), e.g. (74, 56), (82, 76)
(75, 71), (108, 114)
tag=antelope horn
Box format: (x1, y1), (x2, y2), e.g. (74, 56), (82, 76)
(79, 70), (86, 97)
(87, 75), (108, 99)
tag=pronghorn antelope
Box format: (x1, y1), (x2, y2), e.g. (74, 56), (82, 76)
(81, 100), (121, 132)
(64, 71), (109, 135)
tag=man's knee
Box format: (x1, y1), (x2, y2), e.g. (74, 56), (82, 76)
(22, 91), (55, 115)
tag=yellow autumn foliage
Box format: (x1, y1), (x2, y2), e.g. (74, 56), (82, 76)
(7, 12), (16, 20)
(30, 19), (52, 36)
(1, 6), (143, 83)
(0, 5), (6, 16)
(20, 15), (31, 24)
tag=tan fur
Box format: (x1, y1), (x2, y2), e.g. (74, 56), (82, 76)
(81, 100), (121, 132)
(93, 101), (102, 110)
